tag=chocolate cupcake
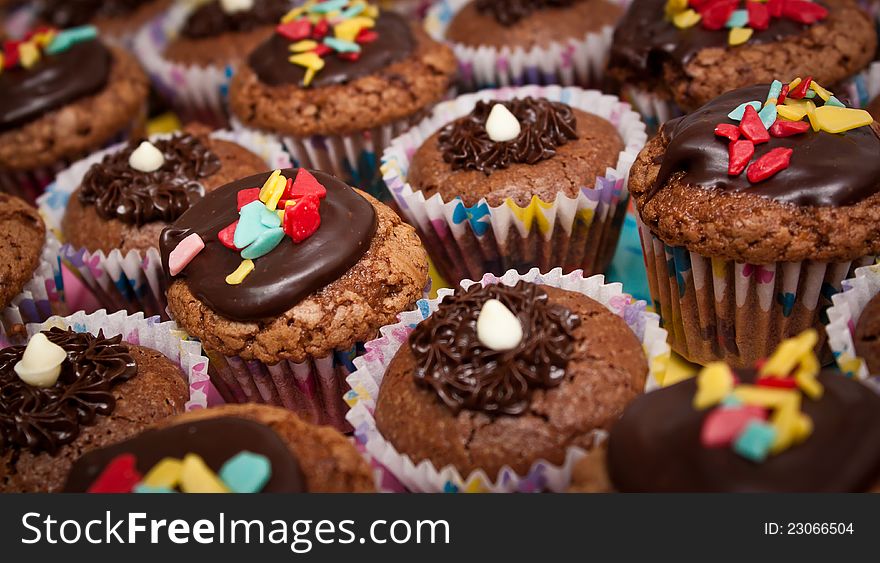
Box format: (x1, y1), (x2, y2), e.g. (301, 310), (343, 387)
(229, 0), (456, 200)
(570, 330), (880, 492)
(0, 26), (149, 203)
(0, 327), (190, 492)
(34, 0), (172, 45)
(135, 0), (293, 126)
(629, 80), (880, 367)
(425, 0), (625, 91)
(38, 126), (287, 319)
(160, 167), (429, 431)
(610, 0), (876, 128)
(63, 404), (375, 493)
(346, 268), (669, 492)
(382, 85), (647, 285)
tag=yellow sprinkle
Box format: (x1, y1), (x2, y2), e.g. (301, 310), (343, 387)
(807, 101), (820, 132)
(733, 385), (800, 409)
(764, 97), (777, 108)
(258, 169), (282, 203)
(776, 104), (807, 121)
(179, 454), (229, 494)
(143, 458), (183, 489)
(759, 329), (818, 377)
(812, 106), (874, 134)
(728, 27), (753, 46)
(788, 77), (802, 91)
(264, 174), (288, 211)
(289, 39), (318, 53)
(665, 0), (688, 19)
(793, 412), (813, 441)
(334, 16), (375, 42)
(364, 4), (379, 18)
(769, 402), (809, 454)
(0, 53), (4, 75)
(673, 9), (701, 29)
(225, 259), (255, 285)
(288, 52), (325, 71)
(693, 362), (735, 410)
(33, 29), (55, 48)
(809, 81), (833, 101)
(18, 42), (40, 69)
(303, 67), (317, 87)
(276, 209), (285, 220)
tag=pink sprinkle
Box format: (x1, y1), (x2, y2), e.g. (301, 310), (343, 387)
(169, 233), (205, 276)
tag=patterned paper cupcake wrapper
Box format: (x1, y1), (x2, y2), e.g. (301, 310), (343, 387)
(207, 343), (365, 433)
(825, 262), (880, 379)
(26, 309), (211, 411)
(344, 267), (670, 493)
(133, 2), (234, 128)
(381, 84), (647, 285)
(0, 234), (66, 344)
(36, 128), (291, 319)
(637, 218), (874, 368)
(425, 0), (625, 92)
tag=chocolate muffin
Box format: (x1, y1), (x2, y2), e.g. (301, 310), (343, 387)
(61, 127), (269, 255)
(629, 81), (880, 367)
(0, 328), (189, 493)
(611, 0), (876, 114)
(0, 29), (149, 203)
(35, 0), (173, 42)
(160, 168), (428, 430)
(570, 332), (880, 492)
(0, 195), (46, 312)
(63, 404), (375, 493)
(374, 281), (648, 480)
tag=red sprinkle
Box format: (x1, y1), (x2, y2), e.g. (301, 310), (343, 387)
(312, 19), (330, 40)
(714, 123), (740, 141)
(739, 105), (770, 144)
(747, 147), (793, 183)
(338, 51), (361, 62)
(218, 220), (240, 250)
(788, 75), (812, 100)
(3, 40), (20, 69)
(87, 454), (142, 494)
(283, 195), (322, 243)
(356, 29), (378, 43)
(700, 0), (738, 30)
(767, 0), (783, 17)
(756, 376), (798, 389)
(276, 19), (311, 42)
(283, 168), (327, 201)
(728, 139), (754, 176)
(769, 119), (810, 137)
(777, 83), (789, 104)
(782, 0), (828, 24)
(746, 1), (770, 30)
(312, 43), (333, 57)
(237, 188), (262, 210)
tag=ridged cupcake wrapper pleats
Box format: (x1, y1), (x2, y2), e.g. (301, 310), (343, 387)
(208, 344), (364, 433)
(826, 263), (880, 379)
(637, 218), (874, 369)
(381, 84), (647, 285)
(36, 128), (291, 319)
(133, 3), (233, 128)
(0, 234), (67, 346)
(425, 0), (626, 92)
(28, 309), (211, 412)
(344, 267), (670, 493)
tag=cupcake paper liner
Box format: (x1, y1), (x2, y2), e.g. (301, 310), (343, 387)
(37, 127), (291, 319)
(134, 2), (235, 128)
(27, 309), (211, 412)
(381, 84), (647, 285)
(825, 263), (880, 379)
(425, 0), (626, 92)
(344, 267), (670, 493)
(0, 234), (66, 345)
(637, 217), (874, 368)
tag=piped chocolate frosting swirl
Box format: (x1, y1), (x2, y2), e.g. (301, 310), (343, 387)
(409, 281), (581, 415)
(475, 0), (580, 26)
(78, 133), (222, 226)
(38, 0), (149, 27)
(181, 0), (291, 39)
(0, 329), (137, 456)
(438, 97), (579, 174)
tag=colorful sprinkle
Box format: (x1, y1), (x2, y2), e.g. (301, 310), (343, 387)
(142, 457), (183, 489)
(746, 147), (792, 182)
(733, 420), (777, 462)
(727, 139), (754, 176)
(219, 452), (272, 494)
(168, 233), (205, 276)
(226, 259), (255, 285)
(87, 454), (142, 493)
(180, 454), (229, 494)
(727, 100), (762, 121)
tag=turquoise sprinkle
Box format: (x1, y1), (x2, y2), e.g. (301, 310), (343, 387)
(826, 96), (846, 107)
(133, 484), (175, 494)
(241, 228), (285, 260)
(219, 452), (272, 494)
(767, 80), (782, 102)
(758, 103), (777, 129)
(45, 25), (98, 55)
(733, 420), (777, 462)
(725, 9), (748, 28)
(324, 37), (361, 53)
(804, 89), (816, 99)
(720, 395), (743, 408)
(728, 101), (762, 121)
(310, 0), (348, 13)
(260, 206), (282, 228)
(234, 201), (268, 249)
(339, 3), (365, 18)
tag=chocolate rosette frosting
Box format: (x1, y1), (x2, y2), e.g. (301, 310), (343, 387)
(438, 97), (579, 174)
(78, 133), (222, 226)
(0, 329), (137, 456)
(181, 0), (291, 39)
(409, 281), (581, 415)
(38, 0), (149, 27)
(475, 0), (580, 26)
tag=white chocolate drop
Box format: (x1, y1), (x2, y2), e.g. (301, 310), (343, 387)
(13, 333), (68, 388)
(476, 299), (523, 351)
(485, 103), (521, 143)
(220, 0), (254, 14)
(128, 141), (165, 173)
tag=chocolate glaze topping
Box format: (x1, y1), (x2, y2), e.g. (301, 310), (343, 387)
(438, 97), (579, 174)
(63, 417), (306, 492)
(78, 133), (222, 226)
(607, 371), (880, 492)
(181, 0), (290, 39)
(654, 84), (880, 207)
(475, 0), (580, 26)
(159, 169), (377, 322)
(248, 11), (415, 88)
(0, 329), (137, 456)
(38, 0), (149, 27)
(610, 0), (813, 80)
(410, 282), (581, 415)
(0, 39), (111, 132)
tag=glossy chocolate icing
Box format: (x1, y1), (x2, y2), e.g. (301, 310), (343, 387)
(654, 84), (880, 206)
(159, 169), (377, 322)
(181, 0), (290, 39)
(38, 0), (149, 28)
(607, 371), (880, 492)
(475, 0), (581, 26)
(247, 11), (415, 88)
(63, 417), (306, 492)
(610, 0), (812, 80)
(0, 39), (111, 132)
